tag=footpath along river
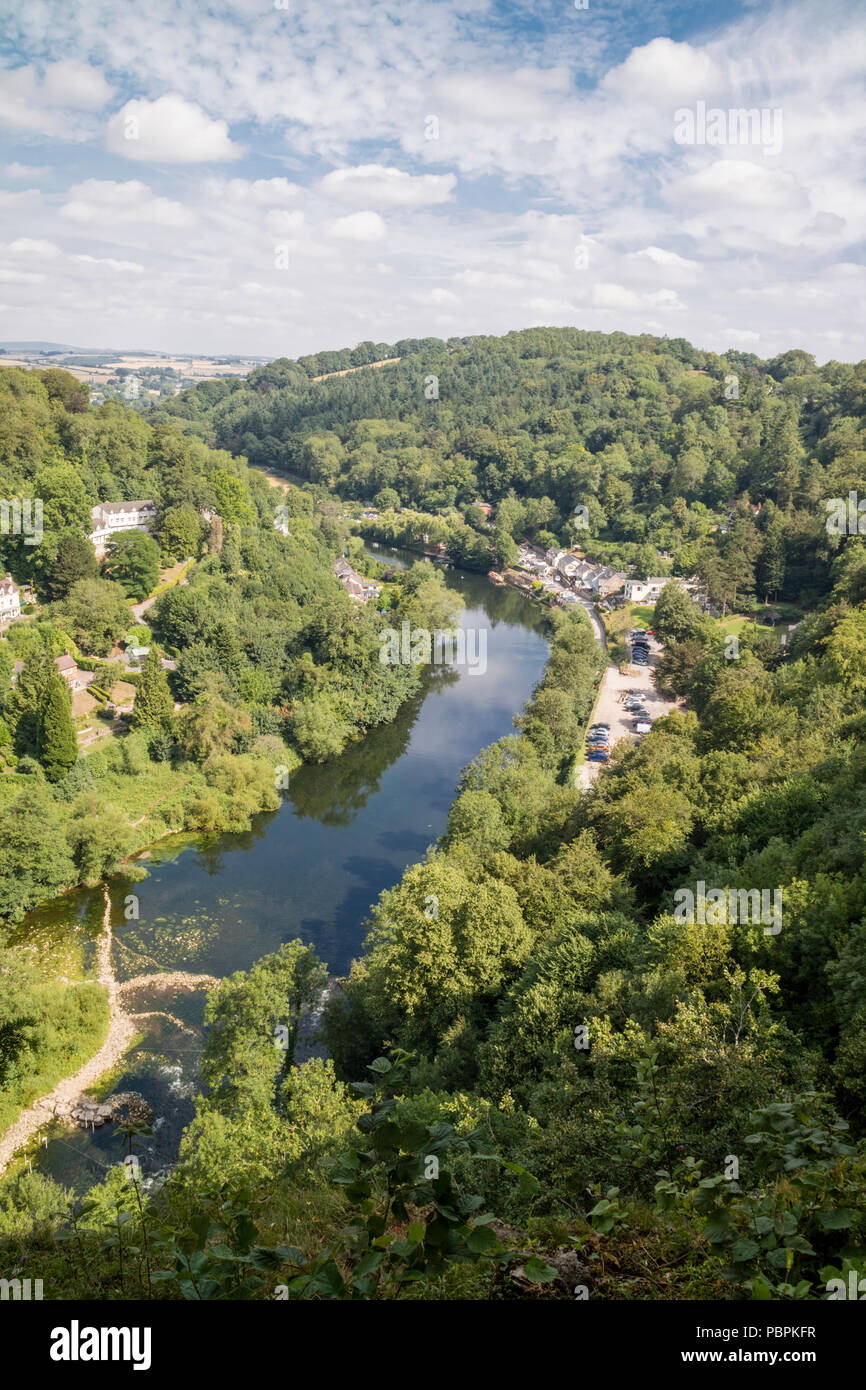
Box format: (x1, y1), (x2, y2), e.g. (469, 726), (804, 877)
(9, 550), (551, 1194)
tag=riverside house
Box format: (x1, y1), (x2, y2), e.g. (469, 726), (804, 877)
(334, 557), (381, 604)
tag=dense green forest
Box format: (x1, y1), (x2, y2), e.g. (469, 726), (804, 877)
(147, 327), (865, 607)
(2, 327), (866, 1301)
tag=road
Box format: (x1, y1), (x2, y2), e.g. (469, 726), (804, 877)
(577, 627), (677, 789)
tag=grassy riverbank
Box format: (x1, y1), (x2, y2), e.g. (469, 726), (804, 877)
(0, 975), (109, 1137)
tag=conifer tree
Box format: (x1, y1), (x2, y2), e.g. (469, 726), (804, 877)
(37, 670), (78, 782)
(132, 649), (175, 730)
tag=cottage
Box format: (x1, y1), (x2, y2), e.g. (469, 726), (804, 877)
(334, 557), (381, 604)
(545, 549), (570, 569)
(54, 651), (93, 692)
(0, 572), (21, 627)
(89, 500), (157, 557)
(591, 567), (626, 599)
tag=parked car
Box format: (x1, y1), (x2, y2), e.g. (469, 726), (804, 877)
(636, 719), (652, 734)
(586, 750), (609, 762)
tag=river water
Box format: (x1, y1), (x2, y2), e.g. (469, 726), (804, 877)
(13, 550), (549, 1194)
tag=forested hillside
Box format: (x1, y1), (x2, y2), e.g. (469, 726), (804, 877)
(149, 327), (865, 607)
(2, 327), (866, 1302)
(0, 366), (458, 909)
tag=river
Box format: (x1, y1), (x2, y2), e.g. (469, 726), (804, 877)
(11, 549), (549, 1193)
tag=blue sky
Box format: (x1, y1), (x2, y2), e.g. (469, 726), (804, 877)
(0, 0), (863, 360)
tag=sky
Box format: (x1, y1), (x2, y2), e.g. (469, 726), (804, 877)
(0, 0), (863, 362)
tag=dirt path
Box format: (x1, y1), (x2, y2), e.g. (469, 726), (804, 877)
(312, 357), (400, 381)
(129, 776), (195, 828)
(0, 890), (219, 1177)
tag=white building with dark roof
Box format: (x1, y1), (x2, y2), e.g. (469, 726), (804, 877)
(624, 576), (702, 604)
(0, 572), (21, 627)
(89, 500), (156, 557)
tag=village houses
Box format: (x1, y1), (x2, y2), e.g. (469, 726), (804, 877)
(514, 544), (626, 600)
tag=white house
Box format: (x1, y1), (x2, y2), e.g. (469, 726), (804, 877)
(89, 500), (157, 558)
(0, 572), (21, 627)
(624, 576), (701, 604)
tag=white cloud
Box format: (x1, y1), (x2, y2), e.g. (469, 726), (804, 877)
(106, 95), (243, 163)
(319, 165), (456, 207)
(73, 254), (144, 273)
(204, 177), (302, 205)
(41, 59), (113, 109)
(0, 59), (112, 135)
(265, 209), (305, 235)
(3, 238), (60, 257)
(4, 162), (49, 179)
(602, 38), (721, 103)
(413, 287), (459, 305)
(632, 246), (701, 272)
(61, 179), (194, 228)
(329, 211), (386, 242)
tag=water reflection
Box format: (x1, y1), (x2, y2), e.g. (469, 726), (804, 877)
(17, 553), (549, 1191)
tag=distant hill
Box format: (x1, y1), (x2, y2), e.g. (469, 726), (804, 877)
(0, 341), (91, 354)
